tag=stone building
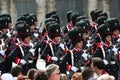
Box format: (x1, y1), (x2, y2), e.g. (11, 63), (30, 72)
(0, 0), (119, 27)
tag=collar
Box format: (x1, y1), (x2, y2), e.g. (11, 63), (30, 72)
(98, 70), (107, 77)
(74, 48), (82, 52)
(103, 42), (110, 48)
(68, 21), (73, 29)
(112, 35), (119, 39)
(21, 41), (30, 47)
(51, 39), (59, 45)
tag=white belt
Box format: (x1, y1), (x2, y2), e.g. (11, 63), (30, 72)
(28, 60), (33, 63)
(110, 61), (116, 64)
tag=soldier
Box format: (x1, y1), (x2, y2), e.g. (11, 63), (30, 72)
(0, 15), (13, 74)
(90, 10), (103, 35)
(62, 11), (73, 35)
(41, 23), (66, 66)
(60, 27), (89, 78)
(106, 18), (120, 45)
(93, 24), (112, 58)
(41, 11), (57, 37)
(9, 22), (37, 75)
(36, 18), (58, 56)
(92, 24), (119, 80)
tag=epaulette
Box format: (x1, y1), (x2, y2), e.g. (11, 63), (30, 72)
(66, 50), (72, 53)
(95, 42), (101, 49)
(44, 40), (50, 46)
(14, 43), (20, 49)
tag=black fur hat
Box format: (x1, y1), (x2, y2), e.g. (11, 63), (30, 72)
(75, 19), (90, 33)
(45, 11), (57, 18)
(48, 23), (61, 39)
(97, 16), (107, 27)
(68, 27), (83, 46)
(98, 24), (112, 41)
(0, 17), (9, 29)
(106, 18), (120, 32)
(17, 23), (31, 40)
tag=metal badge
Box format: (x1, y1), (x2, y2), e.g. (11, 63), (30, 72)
(79, 33), (81, 36)
(26, 29), (29, 32)
(56, 29), (59, 32)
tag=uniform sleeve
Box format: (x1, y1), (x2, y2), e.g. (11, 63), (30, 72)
(92, 48), (103, 59)
(8, 44), (23, 64)
(41, 44), (52, 62)
(59, 51), (71, 73)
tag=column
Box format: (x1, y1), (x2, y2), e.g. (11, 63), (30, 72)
(87, 0), (98, 22)
(36, 0), (47, 25)
(10, 0), (17, 27)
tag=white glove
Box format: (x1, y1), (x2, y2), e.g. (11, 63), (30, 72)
(71, 66), (78, 72)
(0, 50), (5, 56)
(112, 46), (118, 55)
(117, 38), (120, 42)
(29, 48), (35, 56)
(20, 59), (26, 65)
(33, 33), (39, 38)
(6, 32), (11, 37)
(82, 52), (88, 61)
(103, 59), (109, 65)
(51, 57), (58, 61)
(59, 43), (65, 50)
(86, 40), (91, 47)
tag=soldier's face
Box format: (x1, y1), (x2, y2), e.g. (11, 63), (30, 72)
(23, 36), (31, 44)
(105, 35), (111, 43)
(50, 68), (61, 80)
(30, 25), (35, 32)
(1, 28), (8, 34)
(113, 29), (119, 37)
(75, 41), (83, 49)
(53, 36), (61, 43)
(83, 32), (88, 40)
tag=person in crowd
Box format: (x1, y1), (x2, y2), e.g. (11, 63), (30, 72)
(1, 73), (14, 80)
(82, 67), (96, 80)
(71, 72), (82, 80)
(97, 74), (115, 80)
(46, 64), (61, 80)
(11, 66), (23, 80)
(60, 73), (68, 80)
(33, 70), (48, 80)
(91, 57), (108, 78)
(27, 68), (37, 80)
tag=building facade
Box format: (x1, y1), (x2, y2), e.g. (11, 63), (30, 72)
(0, 0), (119, 26)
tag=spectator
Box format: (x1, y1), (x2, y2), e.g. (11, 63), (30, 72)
(1, 73), (14, 80)
(71, 72), (82, 80)
(46, 64), (61, 80)
(91, 57), (107, 78)
(97, 74), (115, 80)
(17, 74), (29, 80)
(11, 66), (22, 80)
(34, 70), (48, 80)
(82, 67), (96, 80)
(27, 69), (37, 80)
(60, 73), (68, 80)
